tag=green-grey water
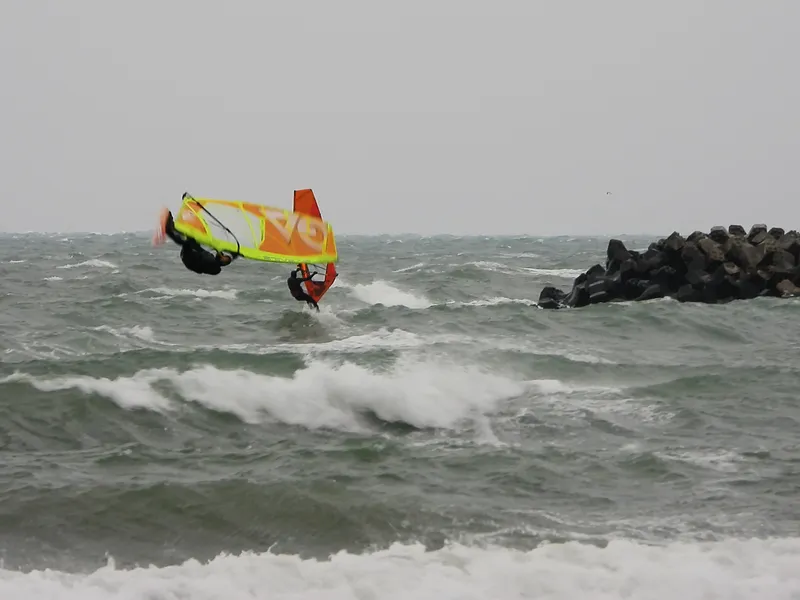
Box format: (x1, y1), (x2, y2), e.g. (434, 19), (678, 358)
(1, 232), (799, 599)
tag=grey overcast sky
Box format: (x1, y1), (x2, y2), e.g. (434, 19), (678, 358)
(0, 1), (797, 236)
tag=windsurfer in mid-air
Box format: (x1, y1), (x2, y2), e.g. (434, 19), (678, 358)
(287, 267), (319, 311)
(163, 210), (238, 275)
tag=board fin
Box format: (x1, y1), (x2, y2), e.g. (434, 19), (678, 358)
(293, 189), (338, 303)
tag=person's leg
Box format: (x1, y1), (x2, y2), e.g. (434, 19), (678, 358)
(164, 212), (187, 246)
(296, 290), (319, 311)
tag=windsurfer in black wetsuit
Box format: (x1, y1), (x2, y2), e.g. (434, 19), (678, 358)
(164, 210), (237, 275)
(287, 267), (319, 311)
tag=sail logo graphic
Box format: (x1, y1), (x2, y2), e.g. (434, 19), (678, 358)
(261, 208), (325, 252)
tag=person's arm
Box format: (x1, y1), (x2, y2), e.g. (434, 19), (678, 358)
(214, 249), (238, 261)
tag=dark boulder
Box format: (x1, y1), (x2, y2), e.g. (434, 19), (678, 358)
(722, 261), (741, 277)
(622, 278), (651, 300)
(728, 224), (746, 237)
(770, 249), (796, 273)
(650, 265), (681, 290)
(708, 226), (729, 244)
(763, 263), (800, 295)
(606, 239), (631, 262)
(697, 237), (725, 264)
(758, 234), (779, 254)
(636, 247), (666, 273)
(748, 224), (767, 242)
(572, 272), (587, 288)
(606, 239), (632, 273)
(587, 276), (617, 304)
(726, 241), (762, 273)
(749, 230), (770, 246)
(663, 231), (686, 254)
(776, 279), (800, 297)
(617, 258), (640, 283)
(683, 244), (711, 286)
(754, 237), (778, 272)
(681, 241), (704, 264)
(536, 224), (800, 309)
(685, 267), (711, 288)
(769, 227), (785, 239)
(722, 234), (744, 257)
(777, 231), (800, 262)
(538, 286), (566, 309)
(687, 230), (707, 243)
(734, 273), (767, 300)
(636, 283), (667, 301)
(676, 284), (702, 303)
(564, 280), (590, 308)
(585, 263), (605, 280)
(708, 264), (739, 299)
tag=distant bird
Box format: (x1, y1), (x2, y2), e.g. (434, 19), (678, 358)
(606, 191), (612, 195)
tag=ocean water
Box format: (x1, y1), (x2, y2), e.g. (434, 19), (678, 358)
(1, 232), (799, 599)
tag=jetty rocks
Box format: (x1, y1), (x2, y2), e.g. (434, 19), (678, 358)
(539, 225), (800, 309)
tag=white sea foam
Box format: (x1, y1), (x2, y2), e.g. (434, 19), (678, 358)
(141, 287), (238, 300)
(346, 280), (433, 309)
(0, 371), (173, 412)
(462, 260), (515, 273)
(522, 267), (585, 278)
(1, 358), (526, 434)
(656, 448), (746, 473)
(93, 325), (172, 346)
(393, 261), (426, 273)
(0, 538), (798, 599)
(172, 358), (523, 433)
(56, 259), (118, 269)
(454, 296), (538, 308)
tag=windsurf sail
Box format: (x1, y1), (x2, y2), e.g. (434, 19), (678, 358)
(172, 193), (338, 264)
(293, 188), (338, 303)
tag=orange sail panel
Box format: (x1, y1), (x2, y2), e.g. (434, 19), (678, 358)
(298, 262), (338, 303)
(293, 189), (338, 303)
(293, 188), (322, 219)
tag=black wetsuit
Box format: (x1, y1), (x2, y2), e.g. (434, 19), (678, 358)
(165, 213), (236, 275)
(287, 271), (319, 310)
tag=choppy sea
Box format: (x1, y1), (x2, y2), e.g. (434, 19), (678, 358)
(1, 232), (799, 599)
